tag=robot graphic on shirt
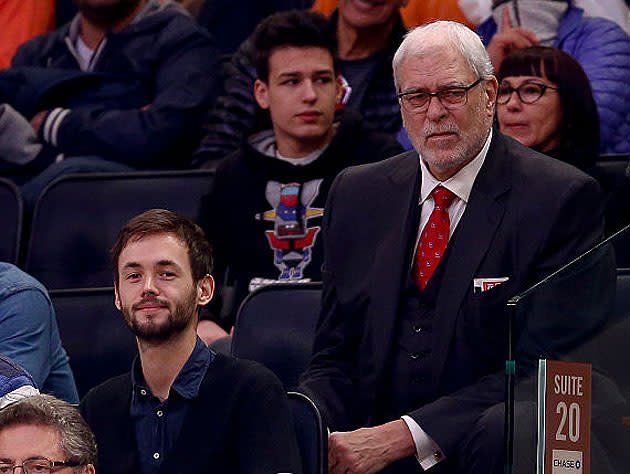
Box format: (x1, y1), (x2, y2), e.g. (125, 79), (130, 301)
(256, 179), (324, 280)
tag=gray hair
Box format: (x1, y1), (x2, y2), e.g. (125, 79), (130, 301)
(0, 394), (97, 472)
(393, 20), (494, 90)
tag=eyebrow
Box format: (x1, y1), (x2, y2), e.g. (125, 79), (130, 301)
(121, 260), (181, 271)
(277, 69), (334, 78)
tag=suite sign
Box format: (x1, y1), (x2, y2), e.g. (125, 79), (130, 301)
(537, 360), (592, 474)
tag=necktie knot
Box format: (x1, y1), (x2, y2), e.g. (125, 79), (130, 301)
(432, 186), (456, 210)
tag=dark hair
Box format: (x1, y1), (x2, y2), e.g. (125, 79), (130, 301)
(250, 10), (337, 81)
(0, 394), (97, 471)
(498, 46), (599, 171)
(111, 209), (213, 287)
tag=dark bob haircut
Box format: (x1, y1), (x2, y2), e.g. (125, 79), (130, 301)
(498, 46), (599, 171)
(111, 209), (213, 288)
(250, 10), (337, 82)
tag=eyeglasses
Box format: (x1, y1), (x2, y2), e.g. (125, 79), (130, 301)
(0, 458), (80, 474)
(397, 79), (482, 112)
(497, 81), (559, 105)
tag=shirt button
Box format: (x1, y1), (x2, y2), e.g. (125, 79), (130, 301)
(140, 389), (147, 396)
(434, 451), (442, 460)
(156, 410), (164, 417)
(153, 452), (160, 460)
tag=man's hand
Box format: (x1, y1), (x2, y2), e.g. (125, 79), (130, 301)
(486, 7), (539, 70)
(328, 420), (416, 474)
(197, 320), (230, 346)
(30, 110), (48, 135)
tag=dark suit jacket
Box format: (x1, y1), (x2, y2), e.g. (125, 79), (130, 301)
(80, 354), (302, 474)
(299, 131), (612, 457)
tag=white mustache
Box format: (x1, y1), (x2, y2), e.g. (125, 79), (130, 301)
(423, 123), (460, 136)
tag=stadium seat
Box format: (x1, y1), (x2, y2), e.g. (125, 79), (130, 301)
(231, 282), (322, 389)
(287, 391), (327, 474)
(24, 169), (214, 289)
(0, 177), (22, 264)
(593, 155), (630, 267)
(49, 286), (136, 397)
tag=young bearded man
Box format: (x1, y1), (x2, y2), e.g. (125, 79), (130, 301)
(80, 209), (301, 474)
(197, 10), (403, 344)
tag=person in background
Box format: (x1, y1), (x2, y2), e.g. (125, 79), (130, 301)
(496, 46), (598, 173)
(0, 263), (78, 404)
(4, 0), (218, 208)
(0, 394), (96, 474)
(192, 0), (407, 168)
(478, 0), (630, 154)
(196, 10), (403, 344)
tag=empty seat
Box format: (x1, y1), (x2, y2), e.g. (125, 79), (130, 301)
(49, 286), (136, 397)
(231, 282), (322, 389)
(25, 169), (214, 289)
(0, 177), (22, 264)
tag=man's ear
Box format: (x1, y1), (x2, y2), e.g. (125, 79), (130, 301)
(114, 284), (122, 311)
(197, 274), (215, 307)
(254, 79), (270, 110)
(485, 76), (499, 114)
(84, 464), (96, 474)
(335, 73), (344, 104)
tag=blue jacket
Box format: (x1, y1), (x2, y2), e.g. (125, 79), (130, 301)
(11, 0), (219, 168)
(0, 263), (78, 404)
(478, 4), (630, 154)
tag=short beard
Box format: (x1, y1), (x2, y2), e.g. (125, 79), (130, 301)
(408, 98), (492, 177)
(122, 287), (198, 343)
(76, 0), (143, 28)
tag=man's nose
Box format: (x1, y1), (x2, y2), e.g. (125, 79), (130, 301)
(425, 94), (448, 121)
(142, 275), (158, 295)
(302, 80), (317, 102)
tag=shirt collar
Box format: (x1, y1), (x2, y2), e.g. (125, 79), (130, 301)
(419, 128), (493, 205)
(130, 337), (214, 400)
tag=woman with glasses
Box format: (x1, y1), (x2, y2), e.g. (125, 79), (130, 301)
(496, 45), (599, 172)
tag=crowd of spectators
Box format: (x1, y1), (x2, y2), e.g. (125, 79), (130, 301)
(1, 0), (630, 473)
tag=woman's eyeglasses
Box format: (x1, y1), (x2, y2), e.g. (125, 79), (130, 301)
(497, 81), (559, 105)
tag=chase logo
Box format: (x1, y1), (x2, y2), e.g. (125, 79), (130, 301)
(552, 450), (583, 473)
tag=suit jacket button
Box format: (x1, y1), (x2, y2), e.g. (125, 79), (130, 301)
(410, 352), (420, 360)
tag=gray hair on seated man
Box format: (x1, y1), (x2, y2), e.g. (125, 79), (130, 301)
(0, 394), (97, 473)
(393, 20), (495, 91)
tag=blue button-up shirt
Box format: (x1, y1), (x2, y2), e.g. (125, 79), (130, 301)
(130, 337), (214, 474)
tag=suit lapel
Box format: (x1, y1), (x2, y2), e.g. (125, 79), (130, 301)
(368, 152), (422, 389)
(432, 132), (512, 384)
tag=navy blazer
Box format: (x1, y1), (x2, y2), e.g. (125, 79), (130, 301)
(299, 131), (613, 456)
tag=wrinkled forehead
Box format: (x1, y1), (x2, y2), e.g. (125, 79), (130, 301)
(398, 47), (475, 89)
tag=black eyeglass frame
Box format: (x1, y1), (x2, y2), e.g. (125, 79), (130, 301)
(497, 81), (559, 105)
(0, 458), (81, 474)
(397, 78), (483, 112)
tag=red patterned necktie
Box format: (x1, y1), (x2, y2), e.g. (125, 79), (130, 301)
(413, 186), (456, 290)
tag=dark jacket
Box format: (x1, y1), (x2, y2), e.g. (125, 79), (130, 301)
(192, 11), (407, 168)
(12, 0), (219, 168)
(199, 109), (403, 327)
(80, 353), (302, 474)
